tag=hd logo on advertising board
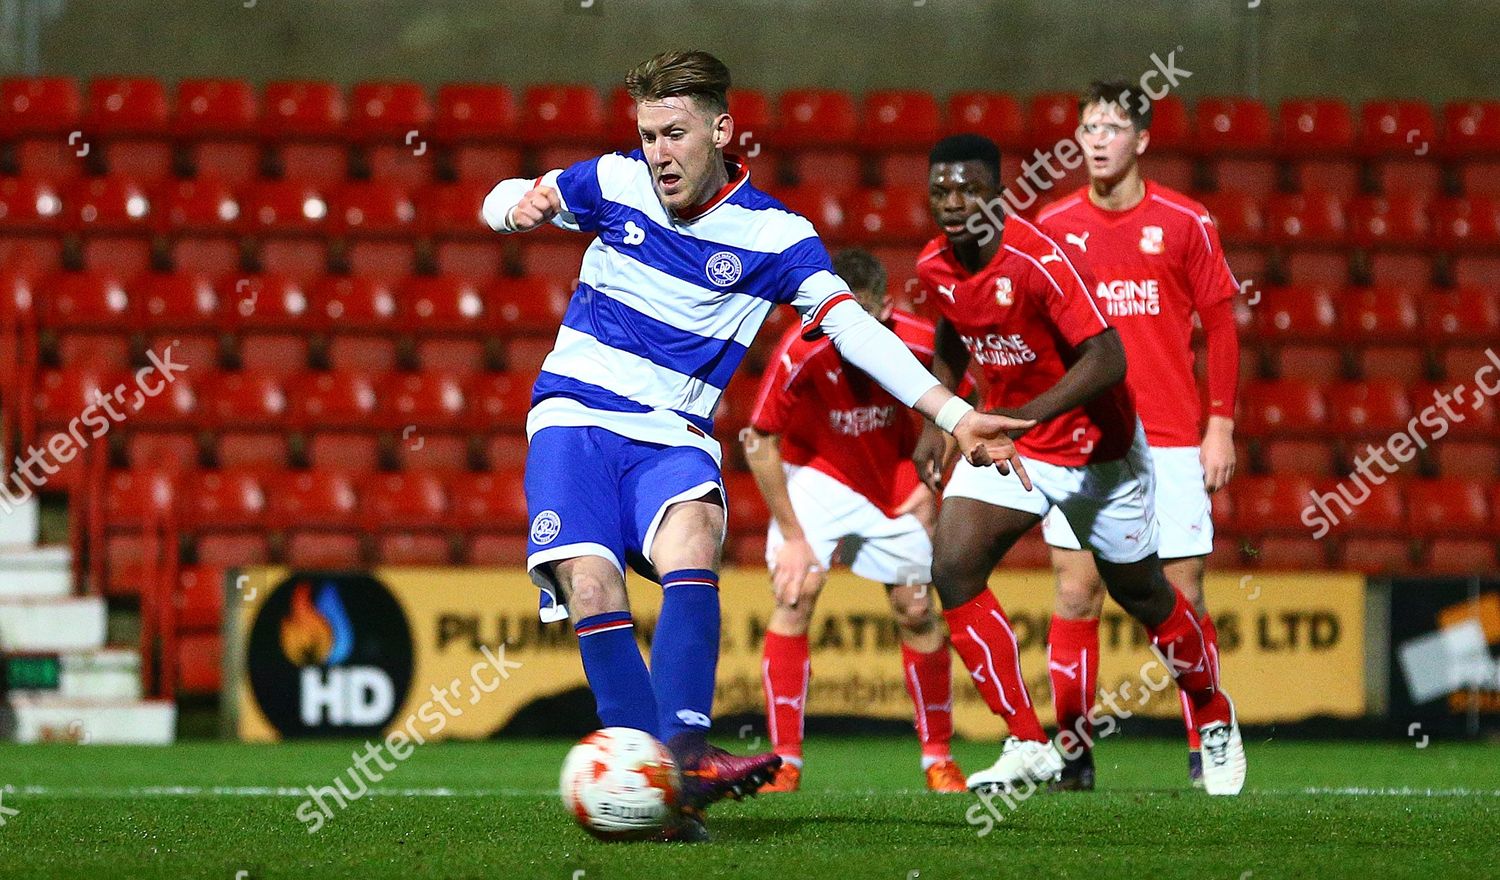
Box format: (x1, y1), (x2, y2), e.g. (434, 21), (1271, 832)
(247, 574), (414, 737)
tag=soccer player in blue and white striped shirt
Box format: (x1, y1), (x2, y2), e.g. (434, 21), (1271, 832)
(483, 50), (1033, 839)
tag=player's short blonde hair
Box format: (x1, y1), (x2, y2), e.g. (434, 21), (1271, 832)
(625, 50), (731, 116)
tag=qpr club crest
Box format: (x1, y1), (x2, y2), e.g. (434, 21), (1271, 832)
(705, 251), (743, 287)
(530, 509), (562, 545)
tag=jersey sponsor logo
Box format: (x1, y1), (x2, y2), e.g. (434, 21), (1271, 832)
(959, 332), (1037, 366)
(530, 510), (562, 545)
(622, 220), (646, 246)
(1139, 225), (1165, 255)
(994, 276), (1014, 306)
(1065, 231), (1090, 252)
(829, 404), (898, 437)
(1095, 279), (1161, 316)
(705, 250), (743, 287)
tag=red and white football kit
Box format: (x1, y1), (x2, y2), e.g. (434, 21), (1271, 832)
(914, 215), (1158, 565)
(1035, 182), (1241, 559)
(749, 308), (970, 583)
(751, 308), (970, 771)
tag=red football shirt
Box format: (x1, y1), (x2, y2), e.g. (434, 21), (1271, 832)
(915, 216), (1138, 467)
(1037, 182), (1241, 447)
(749, 309), (970, 518)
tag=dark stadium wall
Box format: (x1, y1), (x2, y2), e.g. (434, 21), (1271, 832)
(16, 0), (1500, 101)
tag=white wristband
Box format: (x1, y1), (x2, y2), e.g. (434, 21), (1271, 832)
(934, 397), (974, 434)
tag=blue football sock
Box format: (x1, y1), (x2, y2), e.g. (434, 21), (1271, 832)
(575, 611), (658, 736)
(652, 569), (721, 743)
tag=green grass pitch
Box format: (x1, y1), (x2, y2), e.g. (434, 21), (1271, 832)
(2, 737), (1496, 879)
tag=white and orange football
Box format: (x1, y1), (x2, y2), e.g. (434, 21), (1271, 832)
(559, 727), (682, 840)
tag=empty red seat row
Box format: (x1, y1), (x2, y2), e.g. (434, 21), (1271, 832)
(33, 367), (539, 432)
(1204, 189), (1500, 248)
(1238, 378), (1499, 438)
(1229, 475), (1499, 537)
(1241, 284), (1500, 344)
(14, 270), (568, 334)
(8, 77), (1500, 157)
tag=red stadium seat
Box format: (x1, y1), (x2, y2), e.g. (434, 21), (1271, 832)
(1407, 478), (1491, 537)
(0, 175), (66, 231)
(1338, 285), (1420, 342)
(380, 371), (467, 430)
(181, 468), (269, 529)
(175, 78), (257, 138)
(1239, 380), (1329, 436)
(1442, 101), (1500, 158)
(1231, 474), (1319, 533)
(1265, 192), (1346, 246)
(1322, 477), (1406, 535)
(1359, 100), (1437, 156)
(218, 272), (314, 330)
(487, 276), (569, 334)
(1422, 286), (1500, 343)
(239, 180), (329, 233)
(1261, 438), (1337, 475)
(264, 469), (359, 529)
(65, 175), (152, 232)
(945, 92), (1025, 147)
(261, 80), (346, 139)
(447, 469), (530, 531)
(1431, 195), (1500, 251)
(86, 76), (169, 136)
(1142, 95), (1190, 152)
(1250, 285), (1339, 342)
(1195, 97), (1273, 154)
(306, 433), (380, 473)
(1422, 538), (1499, 574)
(860, 90), (940, 150)
(43, 269), (130, 328)
(465, 372), (533, 431)
(348, 81), (431, 141)
(1198, 190), (1265, 246)
(722, 472), (770, 534)
(1411, 380), (1499, 437)
(400, 274), (488, 332)
(771, 185), (847, 242)
(360, 470), (448, 529)
(327, 181), (416, 235)
(311, 274), (398, 331)
(197, 370), (288, 428)
(132, 270), (219, 329)
(434, 83), (516, 143)
(844, 187), (928, 245)
(1346, 193), (1430, 248)
(521, 84), (605, 146)
(418, 180), (490, 236)
(1026, 92), (1078, 150)
(1278, 98), (1355, 155)
(1335, 537), (1414, 573)
(776, 88), (857, 148)
(128, 370), (198, 428)
(1433, 439), (1500, 478)
(2, 76), (82, 135)
(284, 370), (379, 429)
(151, 177), (240, 232)
(214, 433), (288, 469)
(603, 87), (641, 148)
(1326, 380), (1413, 435)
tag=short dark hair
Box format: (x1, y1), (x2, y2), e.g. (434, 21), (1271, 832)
(1079, 78), (1152, 130)
(625, 50), (731, 116)
(928, 134), (1001, 187)
(832, 248), (887, 300)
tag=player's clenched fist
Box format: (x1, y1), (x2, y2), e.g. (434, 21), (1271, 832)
(952, 410), (1035, 491)
(507, 185), (563, 232)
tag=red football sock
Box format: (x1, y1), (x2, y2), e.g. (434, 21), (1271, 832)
(1047, 616), (1099, 750)
(761, 630), (809, 762)
(943, 590), (1047, 742)
(901, 641), (954, 763)
(1147, 590), (1228, 727)
(1179, 611), (1221, 750)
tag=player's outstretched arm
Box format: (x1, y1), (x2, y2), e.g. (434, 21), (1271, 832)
(483, 178), (563, 233)
(741, 427), (825, 606)
(817, 298), (1034, 488)
(913, 317), (969, 492)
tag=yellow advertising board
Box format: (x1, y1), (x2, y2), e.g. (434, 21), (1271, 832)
(226, 567), (1365, 742)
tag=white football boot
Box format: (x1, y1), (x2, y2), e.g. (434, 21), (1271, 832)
(965, 737), (1064, 793)
(1197, 693), (1246, 796)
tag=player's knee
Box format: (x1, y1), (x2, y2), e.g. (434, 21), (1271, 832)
(1055, 576), (1104, 619)
(931, 551), (985, 609)
(560, 568), (627, 619)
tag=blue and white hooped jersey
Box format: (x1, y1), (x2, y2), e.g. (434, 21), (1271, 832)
(527, 151), (853, 463)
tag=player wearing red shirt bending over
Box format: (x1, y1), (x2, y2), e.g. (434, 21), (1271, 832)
(745, 249), (972, 793)
(912, 133), (1246, 796)
(1035, 80), (1241, 790)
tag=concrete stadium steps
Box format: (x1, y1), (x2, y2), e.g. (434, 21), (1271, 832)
(0, 594), (105, 652)
(0, 545), (72, 601)
(4, 695), (176, 744)
(0, 495), (40, 547)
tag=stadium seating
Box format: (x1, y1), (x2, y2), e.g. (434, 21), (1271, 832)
(7, 76), (1500, 698)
